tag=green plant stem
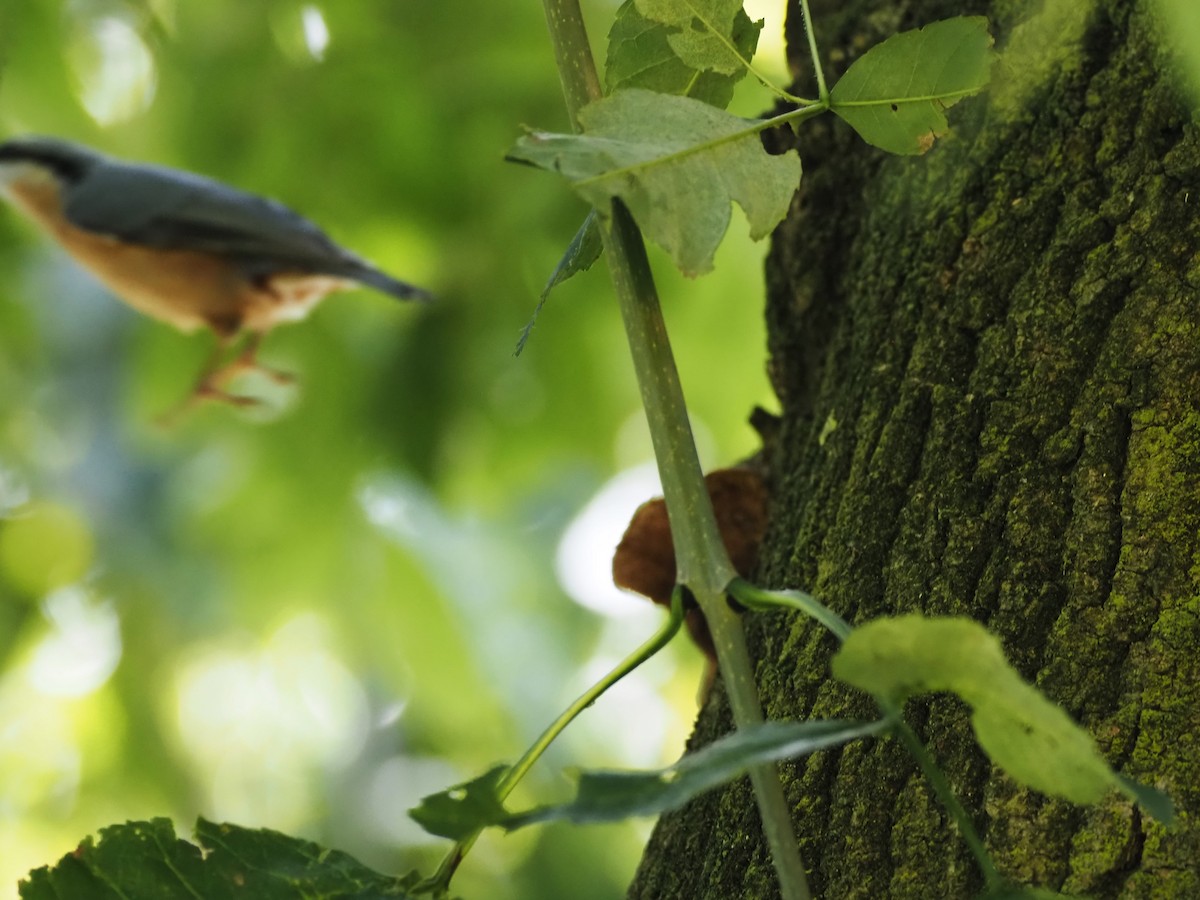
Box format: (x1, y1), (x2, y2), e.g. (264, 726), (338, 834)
(606, 179), (813, 900)
(542, 0), (601, 130)
(497, 590), (683, 799)
(725, 579), (1002, 889)
(780, 89), (821, 106)
(798, 0), (828, 101)
(728, 578), (851, 641)
(538, 3), (810, 898)
(885, 702), (1002, 890)
(426, 591), (686, 890)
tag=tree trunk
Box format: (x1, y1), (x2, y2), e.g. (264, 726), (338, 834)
(629, 0), (1200, 897)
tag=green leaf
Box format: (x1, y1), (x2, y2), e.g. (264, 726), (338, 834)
(19, 818), (424, 899)
(606, 0), (762, 106)
(635, 0), (756, 75)
(515, 211), (603, 356)
(408, 764), (511, 841)
(506, 719), (884, 828)
(1116, 773), (1177, 826)
(507, 89), (801, 276)
(832, 616), (1176, 823)
(829, 17), (996, 155)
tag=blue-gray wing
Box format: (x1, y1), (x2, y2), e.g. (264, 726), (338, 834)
(61, 159), (430, 300)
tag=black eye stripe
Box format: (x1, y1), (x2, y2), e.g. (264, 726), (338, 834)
(0, 143), (89, 182)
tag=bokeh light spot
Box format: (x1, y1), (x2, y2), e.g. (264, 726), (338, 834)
(0, 465), (31, 516)
(29, 587), (122, 698)
(171, 613), (370, 828)
(68, 15), (157, 125)
(555, 462), (661, 617)
(302, 6), (331, 60)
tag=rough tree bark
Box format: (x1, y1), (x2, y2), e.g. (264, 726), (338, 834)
(629, 0), (1199, 897)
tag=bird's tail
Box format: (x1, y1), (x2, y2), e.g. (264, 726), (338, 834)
(348, 262), (434, 302)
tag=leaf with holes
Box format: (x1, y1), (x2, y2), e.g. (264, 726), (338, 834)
(829, 17), (996, 155)
(508, 89), (801, 276)
(409, 765), (511, 841)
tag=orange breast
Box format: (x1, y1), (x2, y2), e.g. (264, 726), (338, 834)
(5, 175), (347, 336)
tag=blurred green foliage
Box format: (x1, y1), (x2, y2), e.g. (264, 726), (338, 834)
(0, 0), (779, 896)
(1152, 0), (1200, 110)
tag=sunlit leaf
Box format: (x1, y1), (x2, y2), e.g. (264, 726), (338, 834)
(607, 0), (761, 106)
(829, 17), (996, 155)
(19, 818), (423, 899)
(409, 765), (510, 841)
(832, 616), (1175, 823)
(506, 719), (885, 828)
(508, 89), (801, 276)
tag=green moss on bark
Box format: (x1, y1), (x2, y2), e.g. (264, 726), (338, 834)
(630, 0), (1200, 897)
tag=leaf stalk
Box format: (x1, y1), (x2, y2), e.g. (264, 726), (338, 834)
(887, 705), (1003, 890)
(535, 1), (810, 898)
(799, 0), (828, 100)
(726, 581), (1002, 890)
(425, 590), (687, 890)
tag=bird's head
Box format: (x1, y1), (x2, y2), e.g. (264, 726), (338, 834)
(0, 137), (104, 190)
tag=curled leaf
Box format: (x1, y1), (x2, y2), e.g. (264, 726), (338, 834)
(515, 211), (603, 356)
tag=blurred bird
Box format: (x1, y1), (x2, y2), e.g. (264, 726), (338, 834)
(0, 135), (431, 412)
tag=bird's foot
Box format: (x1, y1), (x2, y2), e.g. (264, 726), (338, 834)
(194, 382), (264, 408)
(200, 345), (297, 397)
(246, 362), (297, 386)
(221, 339), (297, 387)
(156, 333), (297, 426)
(155, 382), (263, 428)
